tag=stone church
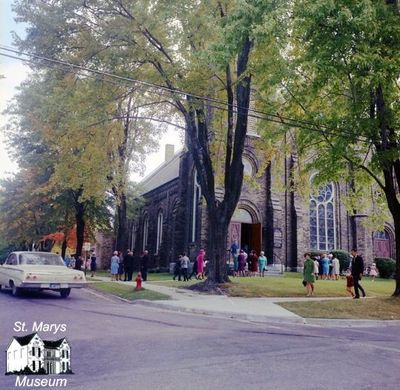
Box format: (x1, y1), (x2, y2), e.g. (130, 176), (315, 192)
(133, 135), (396, 271)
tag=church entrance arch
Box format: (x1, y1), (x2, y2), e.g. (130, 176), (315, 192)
(229, 207), (261, 255)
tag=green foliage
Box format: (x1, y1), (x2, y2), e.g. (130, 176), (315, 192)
(375, 257), (396, 279)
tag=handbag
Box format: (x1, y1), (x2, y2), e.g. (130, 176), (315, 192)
(302, 280), (307, 287)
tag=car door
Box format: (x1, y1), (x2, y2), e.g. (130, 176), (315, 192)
(0, 254), (18, 287)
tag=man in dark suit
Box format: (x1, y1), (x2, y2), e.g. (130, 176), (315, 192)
(351, 249), (366, 299)
(123, 250), (135, 281)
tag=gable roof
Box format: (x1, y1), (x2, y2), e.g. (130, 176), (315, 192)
(43, 338), (67, 349)
(141, 150), (183, 194)
(14, 333), (38, 346)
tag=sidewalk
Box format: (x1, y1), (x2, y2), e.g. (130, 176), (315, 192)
(91, 277), (400, 327)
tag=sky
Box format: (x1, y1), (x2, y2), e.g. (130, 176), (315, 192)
(0, 0), (182, 181)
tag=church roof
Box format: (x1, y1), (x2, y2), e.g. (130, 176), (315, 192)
(141, 150), (183, 194)
(43, 338), (66, 349)
(14, 333), (37, 346)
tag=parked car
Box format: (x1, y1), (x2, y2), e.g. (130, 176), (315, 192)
(0, 251), (87, 298)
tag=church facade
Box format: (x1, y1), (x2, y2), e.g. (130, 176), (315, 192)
(133, 138), (396, 270)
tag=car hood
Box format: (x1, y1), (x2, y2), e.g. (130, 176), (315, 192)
(19, 265), (85, 277)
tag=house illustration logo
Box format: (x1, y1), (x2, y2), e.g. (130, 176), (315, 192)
(5, 333), (72, 375)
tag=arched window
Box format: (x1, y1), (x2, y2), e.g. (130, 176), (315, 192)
(191, 170), (201, 242)
(242, 155), (257, 176)
(142, 214), (149, 252)
(156, 210), (163, 253)
(310, 182), (336, 250)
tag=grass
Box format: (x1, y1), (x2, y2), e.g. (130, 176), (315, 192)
(89, 282), (170, 301)
(221, 273), (395, 298)
(279, 297), (400, 320)
(148, 272), (396, 298)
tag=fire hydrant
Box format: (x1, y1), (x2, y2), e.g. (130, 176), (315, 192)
(135, 273), (143, 290)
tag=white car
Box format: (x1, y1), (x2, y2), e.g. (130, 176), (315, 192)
(0, 251), (87, 298)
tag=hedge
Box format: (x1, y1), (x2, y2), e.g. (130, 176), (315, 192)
(375, 257), (396, 279)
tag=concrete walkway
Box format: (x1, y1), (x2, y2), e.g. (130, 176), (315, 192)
(90, 277), (400, 327)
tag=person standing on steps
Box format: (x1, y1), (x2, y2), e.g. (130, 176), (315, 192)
(351, 248), (366, 299)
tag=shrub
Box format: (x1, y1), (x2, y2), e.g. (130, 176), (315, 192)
(375, 257), (396, 279)
(309, 249), (351, 273)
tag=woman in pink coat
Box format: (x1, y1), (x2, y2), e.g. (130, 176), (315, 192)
(196, 249), (205, 280)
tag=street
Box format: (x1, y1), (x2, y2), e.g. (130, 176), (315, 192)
(1, 288), (400, 390)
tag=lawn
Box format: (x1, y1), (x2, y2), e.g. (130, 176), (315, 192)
(279, 297), (400, 320)
(147, 272), (396, 298)
(89, 282), (170, 301)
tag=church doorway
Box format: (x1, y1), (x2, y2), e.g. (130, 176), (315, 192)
(228, 207), (262, 255)
(241, 223), (262, 254)
(373, 230), (393, 258)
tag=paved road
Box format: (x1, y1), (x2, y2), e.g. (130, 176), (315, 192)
(0, 287), (399, 390)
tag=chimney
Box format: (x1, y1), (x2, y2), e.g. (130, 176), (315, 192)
(164, 144), (175, 162)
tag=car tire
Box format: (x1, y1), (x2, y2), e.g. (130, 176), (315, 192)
(60, 288), (71, 298)
(11, 283), (20, 297)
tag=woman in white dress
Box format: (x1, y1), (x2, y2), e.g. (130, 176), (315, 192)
(331, 256), (340, 280)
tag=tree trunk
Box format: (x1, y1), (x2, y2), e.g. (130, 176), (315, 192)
(116, 192), (129, 253)
(206, 211), (230, 284)
(75, 202), (85, 257)
(391, 208), (400, 296)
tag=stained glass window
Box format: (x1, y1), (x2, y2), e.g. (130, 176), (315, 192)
(309, 182), (336, 250)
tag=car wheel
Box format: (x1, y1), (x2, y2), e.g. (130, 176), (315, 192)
(11, 283), (20, 297)
(60, 288), (71, 298)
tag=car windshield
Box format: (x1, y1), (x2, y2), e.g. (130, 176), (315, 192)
(19, 253), (66, 266)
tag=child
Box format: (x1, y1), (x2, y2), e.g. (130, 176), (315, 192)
(135, 272), (143, 290)
(369, 263), (378, 281)
(345, 269), (354, 297)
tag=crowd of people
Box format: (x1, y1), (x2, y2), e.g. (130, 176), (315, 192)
(303, 248), (371, 299)
(110, 249), (149, 283)
(63, 251), (97, 277)
(173, 249), (206, 281)
(230, 240), (268, 277)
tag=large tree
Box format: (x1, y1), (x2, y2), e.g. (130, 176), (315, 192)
(261, 0), (400, 295)
(12, 0), (285, 283)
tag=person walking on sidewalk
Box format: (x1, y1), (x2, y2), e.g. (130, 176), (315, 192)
(173, 255), (182, 281)
(181, 252), (190, 281)
(196, 249), (205, 280)
(351, 248), (366, 299)
(188, 257), (198, 280)
(303, 253), (315, 297)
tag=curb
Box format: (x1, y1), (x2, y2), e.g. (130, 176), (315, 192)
(88, 284), (400, 328)
(132, 299), (307, 325)
(304, 318), (400, 328)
